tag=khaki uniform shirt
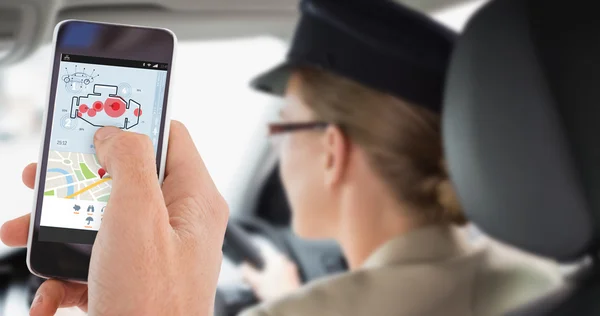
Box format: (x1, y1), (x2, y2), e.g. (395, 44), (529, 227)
(240, 226), (562, 316)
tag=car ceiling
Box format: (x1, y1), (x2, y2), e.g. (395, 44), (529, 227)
(60, 0), (470, 13)
(0, 0), (474, 65)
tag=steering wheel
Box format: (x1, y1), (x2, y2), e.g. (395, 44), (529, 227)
(224, 216), (289, 266)
(216, 217), (293, 316)
(216, 215), (348, 316)
(224, 220), (265, 269)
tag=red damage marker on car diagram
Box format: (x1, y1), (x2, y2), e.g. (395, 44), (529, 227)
(70, 84), (142, 129)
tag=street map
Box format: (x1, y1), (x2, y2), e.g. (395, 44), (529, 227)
(44, 151), (111, 202)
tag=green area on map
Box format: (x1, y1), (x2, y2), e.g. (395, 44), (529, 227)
(80, 163), (96, 179)
(44, 190), (55, 196)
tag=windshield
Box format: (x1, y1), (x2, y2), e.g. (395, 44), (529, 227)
(0, 37), (286, 228)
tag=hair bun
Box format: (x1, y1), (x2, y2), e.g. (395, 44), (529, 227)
(436, 179), (467, 226)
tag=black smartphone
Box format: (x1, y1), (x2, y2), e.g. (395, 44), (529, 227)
(26, 20), (176, 282)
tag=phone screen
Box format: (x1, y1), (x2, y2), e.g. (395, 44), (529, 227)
(38, 53), (169, 245)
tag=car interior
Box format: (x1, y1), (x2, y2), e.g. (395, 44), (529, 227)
(2, 0), (596, 315)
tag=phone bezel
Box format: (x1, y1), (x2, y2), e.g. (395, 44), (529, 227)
(26, 20), (177, 282)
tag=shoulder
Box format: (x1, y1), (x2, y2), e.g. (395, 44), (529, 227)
(476, 237), (563, 289)
(238, 270), (384, 316)
(239, 255), (478, 316)
(472, 237), (563, 315)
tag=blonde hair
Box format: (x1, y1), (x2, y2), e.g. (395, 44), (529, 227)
(297, 67), (466, 226)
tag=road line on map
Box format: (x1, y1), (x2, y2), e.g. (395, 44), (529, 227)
(46, 174), (72, 181)
(46, 178), (97, 191)
(65, 177), (112, 199)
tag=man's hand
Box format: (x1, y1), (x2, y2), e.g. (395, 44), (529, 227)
(0, 121), (229, 316)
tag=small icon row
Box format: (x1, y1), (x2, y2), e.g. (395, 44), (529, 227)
(73, 204), (105, 213)
(72, 204), (104, 228)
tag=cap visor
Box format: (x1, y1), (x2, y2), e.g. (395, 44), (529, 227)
(250, 62), (292, 96)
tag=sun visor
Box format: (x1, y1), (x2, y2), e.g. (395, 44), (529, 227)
(0, 1), (57, 66)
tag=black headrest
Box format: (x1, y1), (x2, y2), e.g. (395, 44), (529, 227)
(443, 0), (600, 262)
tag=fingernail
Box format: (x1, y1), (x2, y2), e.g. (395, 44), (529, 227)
(30, 293), (43, 310)
(95, 127), (120, 141)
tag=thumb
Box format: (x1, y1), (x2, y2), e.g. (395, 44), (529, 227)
(94, 127), (157, 183)
(93, 127), (165, 225)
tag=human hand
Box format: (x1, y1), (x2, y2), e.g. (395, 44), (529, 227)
(0, 121), (229, 316)
(241, 252), (301, 302)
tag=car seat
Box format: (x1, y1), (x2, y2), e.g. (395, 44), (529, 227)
(442, 0), (600, 314)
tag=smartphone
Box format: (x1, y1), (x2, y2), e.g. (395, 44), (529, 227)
(26, 20), (176, 282)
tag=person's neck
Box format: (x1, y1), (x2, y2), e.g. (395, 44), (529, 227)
(336, 184), (420, 270)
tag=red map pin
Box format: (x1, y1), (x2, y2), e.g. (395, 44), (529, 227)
(98, 168), (106, 179)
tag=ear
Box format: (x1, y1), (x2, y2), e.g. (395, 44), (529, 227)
(323, 125), (350, 189)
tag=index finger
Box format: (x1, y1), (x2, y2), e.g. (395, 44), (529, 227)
(22, 163), (37, 190)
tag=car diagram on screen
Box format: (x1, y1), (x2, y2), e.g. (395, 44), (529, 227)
(62, 65), (99, 93)
(69, 84), (142, 130)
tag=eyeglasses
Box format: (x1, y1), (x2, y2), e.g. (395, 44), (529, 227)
(267, 122), (329, 136)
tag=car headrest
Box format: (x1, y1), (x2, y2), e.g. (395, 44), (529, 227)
(443, 0), (600, 262)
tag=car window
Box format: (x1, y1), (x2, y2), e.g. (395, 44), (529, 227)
(433, 0), (487, 30)
(0, 37), (286, 230)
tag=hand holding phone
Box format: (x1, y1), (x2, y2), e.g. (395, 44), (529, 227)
(28, 20), (177, 281)
(2, 122), (229, 315)
(2, 20), (230, 315)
